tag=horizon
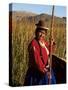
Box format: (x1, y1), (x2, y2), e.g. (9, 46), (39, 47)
(10, 10), (66, 18)
(9, 3), (66, 18)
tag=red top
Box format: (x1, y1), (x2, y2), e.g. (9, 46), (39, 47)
(28, 38), (49, 73)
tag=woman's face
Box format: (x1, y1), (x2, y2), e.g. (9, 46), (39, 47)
(37, 30), (47, 40)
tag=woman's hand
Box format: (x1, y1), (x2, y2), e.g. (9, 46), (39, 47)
(44, 68), (48, 72)
(46, 64), (50, 69)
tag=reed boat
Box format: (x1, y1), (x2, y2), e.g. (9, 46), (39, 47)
(52, 55), (66, 84)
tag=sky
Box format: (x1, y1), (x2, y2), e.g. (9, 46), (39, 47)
(9, 3), (66, 18)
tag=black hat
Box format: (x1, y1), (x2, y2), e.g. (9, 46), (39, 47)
(36, 20), (49, 30)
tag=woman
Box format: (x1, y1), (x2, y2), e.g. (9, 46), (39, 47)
(24, 20), (56, 86)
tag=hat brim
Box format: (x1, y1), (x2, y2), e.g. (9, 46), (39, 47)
(36, 24), (49, 30)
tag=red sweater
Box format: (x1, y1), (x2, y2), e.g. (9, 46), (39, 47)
(28, 38), (49, 73)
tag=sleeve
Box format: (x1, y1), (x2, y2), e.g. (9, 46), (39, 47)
(46, 41), (56, 53)
(31, 45), (45, 73)
(45, 41), (49, 48)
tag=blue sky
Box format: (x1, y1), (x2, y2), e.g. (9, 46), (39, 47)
(9, 3), (66, 17)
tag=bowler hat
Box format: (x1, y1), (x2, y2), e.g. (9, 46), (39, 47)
(36, 20), (49, 30)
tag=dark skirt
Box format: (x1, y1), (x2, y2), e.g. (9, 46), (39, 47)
(24, 68), (56, 86)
